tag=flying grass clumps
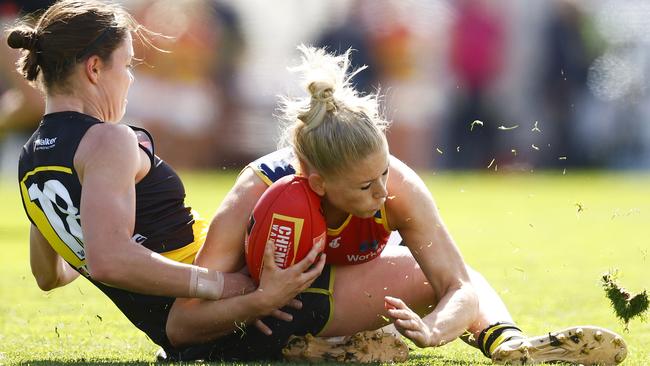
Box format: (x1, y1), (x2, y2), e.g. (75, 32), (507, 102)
(601, 270), (649, 330)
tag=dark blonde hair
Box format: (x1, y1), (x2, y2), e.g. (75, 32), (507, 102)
(6, 0), (151, 93)
(279, 45), (389, 177)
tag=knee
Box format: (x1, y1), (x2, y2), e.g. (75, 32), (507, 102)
(166, 310), (190, 348)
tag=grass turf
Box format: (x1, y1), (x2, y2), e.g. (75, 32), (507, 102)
(1, 171), (648, 365)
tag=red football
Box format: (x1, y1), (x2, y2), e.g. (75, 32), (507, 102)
(245, 175), (326, 284)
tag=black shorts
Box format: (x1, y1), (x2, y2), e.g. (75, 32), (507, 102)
(166, 265), (335, 362)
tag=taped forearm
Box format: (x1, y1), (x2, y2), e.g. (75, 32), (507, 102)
(189, 266), (224, 300)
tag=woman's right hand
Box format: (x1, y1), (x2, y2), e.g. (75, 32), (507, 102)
(253, 239), (326, 334)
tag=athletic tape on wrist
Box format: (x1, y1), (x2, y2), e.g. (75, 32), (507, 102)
(188, 266), (224, 299)
(189, 266), (199, 297)
(196, 268), (224, 300)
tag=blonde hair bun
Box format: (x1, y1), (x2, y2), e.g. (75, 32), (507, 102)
(307, 81), (336, 112)
(278, 45), (389, 176)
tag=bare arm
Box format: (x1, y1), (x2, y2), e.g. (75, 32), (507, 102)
(29, 224), (80, 290)
(167, 167), (326, 346)
(75, 124), (219, 298)
(195, 167), (268, 272)
(385, 156), (478, 347)
(168, 238), (325, 346)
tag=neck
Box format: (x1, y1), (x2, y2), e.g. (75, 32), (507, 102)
(45, 93), (105, 121)
(321, 198), (349, 228)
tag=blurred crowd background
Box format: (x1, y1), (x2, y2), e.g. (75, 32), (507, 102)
(2, 0), (650, 175)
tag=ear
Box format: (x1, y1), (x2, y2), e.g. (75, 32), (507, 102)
(307, 172), (326, 197)
(84, 55), (102, 84)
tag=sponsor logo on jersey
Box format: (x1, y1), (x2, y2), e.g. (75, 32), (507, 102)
(267, 214), (303, 268)
(34, 137), (58, 150)
(346, 240), (386, 263)
(359, 240), (379, 253)
(132, 233), (148, 244)
(328, 236), (342, 248)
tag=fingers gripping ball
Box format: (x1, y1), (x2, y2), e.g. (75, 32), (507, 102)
(245, 175), (326, 283)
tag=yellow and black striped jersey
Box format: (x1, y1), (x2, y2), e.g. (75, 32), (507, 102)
(18, 111), (197, 349)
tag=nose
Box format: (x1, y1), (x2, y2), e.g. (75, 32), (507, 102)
(373, 182), (388, 200)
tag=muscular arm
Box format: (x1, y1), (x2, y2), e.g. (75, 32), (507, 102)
(75, 124), (217, 298)
(30, 224), (80, 290)
(167, 167), (326, 346)
(195, 167), (268, 272)
(385, 156), (478, 347)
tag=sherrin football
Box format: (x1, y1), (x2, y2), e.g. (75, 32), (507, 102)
(245, 175), (326, 283)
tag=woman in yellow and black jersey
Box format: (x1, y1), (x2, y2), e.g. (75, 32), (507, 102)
(10, 0), (324, 359)
(19, 110), (200, 347)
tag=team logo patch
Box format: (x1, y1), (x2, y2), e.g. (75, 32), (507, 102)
(329, 236), (342, 249)
(266, 214), (304, 268)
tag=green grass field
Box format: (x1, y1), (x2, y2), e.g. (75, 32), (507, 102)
(1, 171), (648, 365)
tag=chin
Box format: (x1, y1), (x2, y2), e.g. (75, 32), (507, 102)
(356, 210), (378, 218)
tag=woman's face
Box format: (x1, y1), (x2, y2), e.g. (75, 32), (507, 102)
(321, 142), (390, 218)
(98, 33), (134, 123)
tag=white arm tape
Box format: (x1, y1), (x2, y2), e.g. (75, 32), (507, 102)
(189, 266), (224, 300)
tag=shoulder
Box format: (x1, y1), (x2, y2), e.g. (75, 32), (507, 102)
(387, 155), (425, 192)
(75, 124), (140, 177)
(385, 155), (434, 229)
(83, 123), (138, 147)
(247, 147), (296, 185)
(235, 166), (271, 197)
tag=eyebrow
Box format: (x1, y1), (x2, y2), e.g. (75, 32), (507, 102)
(360, 165), (389, 185)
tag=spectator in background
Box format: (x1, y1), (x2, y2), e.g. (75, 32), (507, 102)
(125, 0), (243, 169)
(445, 0), (506, 169)
(536, 0), (597, 167)
(315, 0), (377, 95)
(360, 1), (438, 170)
(204, 0), (246, 167)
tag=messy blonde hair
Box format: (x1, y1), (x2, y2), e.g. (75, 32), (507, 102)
(279, 45), (389, 177)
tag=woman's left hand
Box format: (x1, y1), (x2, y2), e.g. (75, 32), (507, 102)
(385, 296), (438, 348)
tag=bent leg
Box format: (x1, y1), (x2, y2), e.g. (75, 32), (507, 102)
(319, 245), (436, 337)
(320, 245), (515, 338)
(318, 245), (524, 357)
(465, 266), (515, 340)
(462, 268), (628, 365)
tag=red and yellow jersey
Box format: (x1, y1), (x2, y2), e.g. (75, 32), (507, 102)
(248, 148), (392, 265)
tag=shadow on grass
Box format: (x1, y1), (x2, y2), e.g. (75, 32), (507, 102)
(406, 353), (491, 366)
(17, 362), (157, 366)
(17, 363), (233, 366)
(17, 361), (326, 366)
(17, 355), (491, 366)
(17, 361), (486, 366)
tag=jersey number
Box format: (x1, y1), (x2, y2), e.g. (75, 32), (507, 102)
(28, 180), (85, 261)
